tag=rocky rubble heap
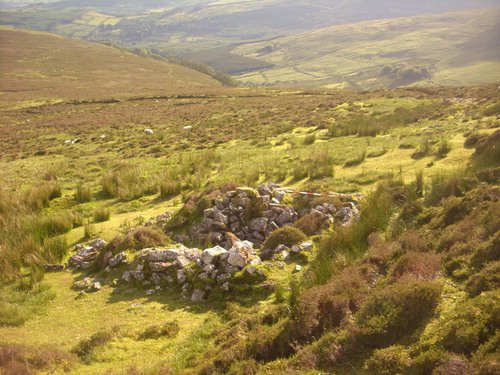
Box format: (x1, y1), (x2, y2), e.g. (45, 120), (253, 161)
(67, 239), (107, 269)
(186, 184), (296, 247)
(121, 240), (264, 301)
(184, 183), (361, 248)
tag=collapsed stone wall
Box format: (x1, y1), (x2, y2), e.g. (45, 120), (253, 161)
(51, 183), (362, 301)
(172, 183), (360, 248)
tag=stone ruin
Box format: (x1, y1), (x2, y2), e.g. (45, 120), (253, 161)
(47, 183), (362, 301)
(174, 183), (360, 249)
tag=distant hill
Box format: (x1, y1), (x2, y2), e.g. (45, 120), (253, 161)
(231, 8), (500, 89)
(1, 0), (498, 54)
(0, 28), (221, 105)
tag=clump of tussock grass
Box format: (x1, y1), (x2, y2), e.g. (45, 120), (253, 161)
(302, 134), (316, 145)
(0, 282), (55, 326)
(309, 180), (397, 285)
(293, 150), (335, 181)
(75, 183), (92, 203)
(72, 327), (120, 358)
(138, 320), (180, 340)
(23, 181), (62, 212)
(93, 207), (110, 222)
(436, 138), (452, 157)
(344, 150), (366, 167)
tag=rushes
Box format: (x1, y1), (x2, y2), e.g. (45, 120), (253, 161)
(75, 184), (92, 203)
(93, 207), (110, 222)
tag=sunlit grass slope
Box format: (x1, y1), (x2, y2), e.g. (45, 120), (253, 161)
(0, 28), (221, 106)
(233, 8), (500, 89)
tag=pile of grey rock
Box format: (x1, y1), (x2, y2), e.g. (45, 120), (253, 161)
(67, 239), (107, 270)
(121, 240), (263, 301)
(184, 183), (361, 248)
(186, 184), (299, 247)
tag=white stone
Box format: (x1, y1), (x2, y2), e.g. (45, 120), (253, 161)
(200, 246), (227, 265)
(245, 266), (257, 275)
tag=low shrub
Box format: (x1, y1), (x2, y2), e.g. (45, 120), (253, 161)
(398, 230), (428, 252)
(464, 132), (487, 148)
(0, 343), (74, 374)
(263, 226), (307, 250)
(465, 261), (500, 297)
(440, 291), (499, 355)
(293, 267), (370, 341)
(293, 213), (327, 236)
(364, 345), (413, 375)
(482, 102), (500, 116)
(389, 251), (442, 281)
(472, 129), (500, 170)
(356, 280), (443, 347)
(412, 348), (450, 375)
(433, 354), (473, 375)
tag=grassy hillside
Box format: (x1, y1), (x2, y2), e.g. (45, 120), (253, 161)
(0, 28), (221, 107)
(232, 8), (500, 89)
(0, 28), (499, 375)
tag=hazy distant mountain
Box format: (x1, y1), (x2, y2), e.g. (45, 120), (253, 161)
(1, 0), (498, 88)
(231, 8), (500, 89)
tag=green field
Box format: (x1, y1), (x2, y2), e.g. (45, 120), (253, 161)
(0, 29), (499, 375)
(232, 8), (500, 89)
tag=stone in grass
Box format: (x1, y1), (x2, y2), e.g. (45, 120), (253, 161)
(200, 246), (227, 265)
(293, 265), (302, 273)
(245, 266), (257, 275)
(44, 264), (65, 272)
(151, 273), (162, 284)
(191, 289), (205, 302)
(122, 271), (131, 282)
(145, 289), (156, 296)
(149, 262), (173, 272)
(301, 241), (313, 251)
(73, 277), (92, 290)
(227, 251), (248, 269)
(89, 238), (107, 250)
